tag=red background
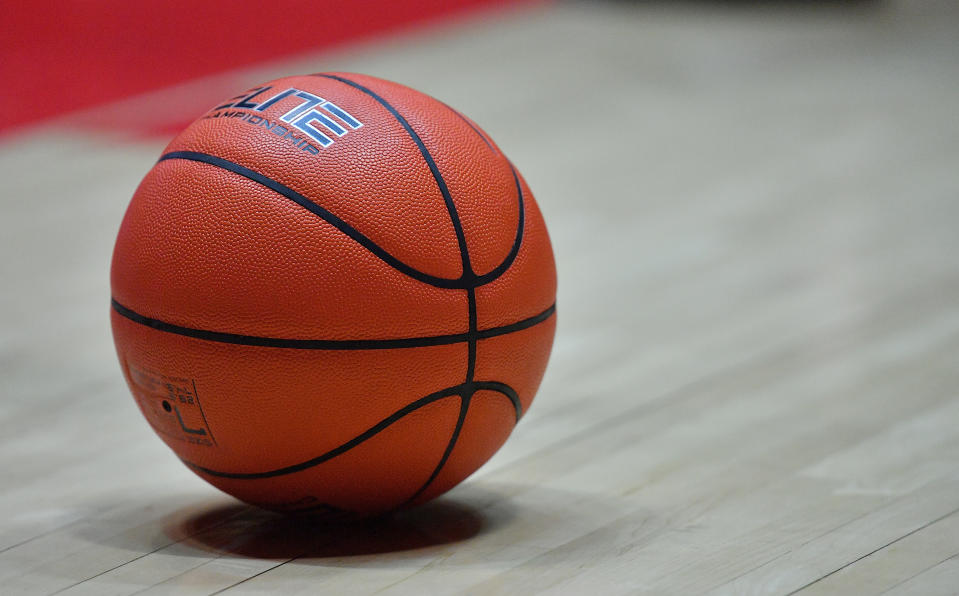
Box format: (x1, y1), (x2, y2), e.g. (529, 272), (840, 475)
(0, 0), (522, 135)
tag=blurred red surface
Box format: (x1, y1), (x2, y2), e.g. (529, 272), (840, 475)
(0, 0), (522, 134)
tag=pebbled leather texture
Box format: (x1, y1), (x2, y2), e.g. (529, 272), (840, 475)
(111, 72), (557, 516)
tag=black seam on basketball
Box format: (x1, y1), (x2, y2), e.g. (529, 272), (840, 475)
(473, 381), (523, 422)
(111, 298), (555, 349)
(184, 381), (521, 479)
(465, 288), (478, 382)
(471, 163), (525, 286)
(403, 286), (478, 502)
(439, 101), (497, 152)
(313, 73), (475, 281)
(306, 76), (530, 503)
(313, 75), (524, 503)
(185, 386), (462, 479)
(314, 74), (525, 285)
(158, 151), (466, 289)
(402, 393), (471, 506)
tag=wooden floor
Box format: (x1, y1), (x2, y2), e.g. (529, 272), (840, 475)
(3, 2), (959, 594)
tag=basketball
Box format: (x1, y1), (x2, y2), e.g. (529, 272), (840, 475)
(110, 73), (556, 517)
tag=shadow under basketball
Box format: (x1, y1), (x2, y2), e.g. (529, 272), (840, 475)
(164, 496), (506, 560)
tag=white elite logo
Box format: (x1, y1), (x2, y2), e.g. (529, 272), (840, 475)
(207, 86), (364, 153)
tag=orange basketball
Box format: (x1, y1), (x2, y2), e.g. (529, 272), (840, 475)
(111, 73), (556, 517)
